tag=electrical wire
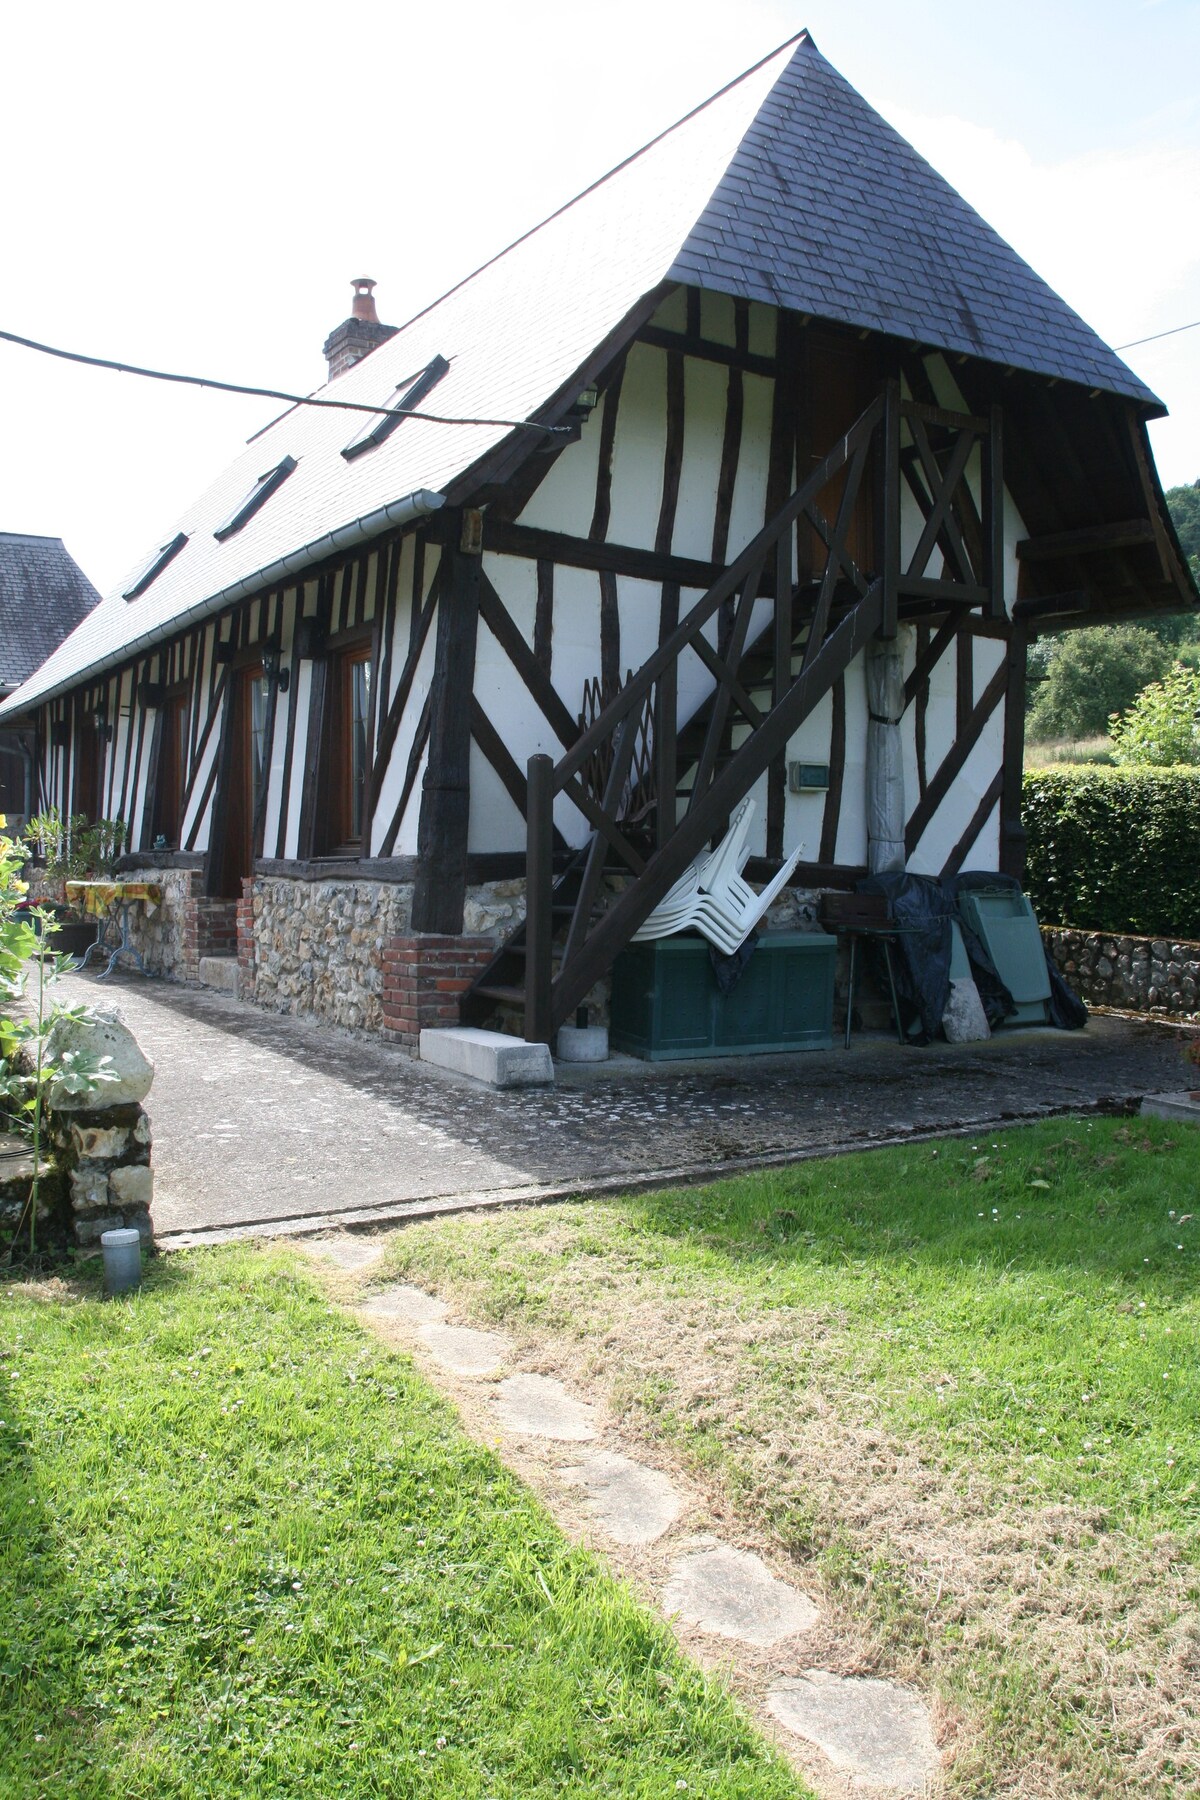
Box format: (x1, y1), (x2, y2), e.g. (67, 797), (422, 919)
(1116, 318), (1200, 351)
(0, 326), (568, 432)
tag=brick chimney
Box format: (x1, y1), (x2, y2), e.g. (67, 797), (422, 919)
(322, 278), (397, 381)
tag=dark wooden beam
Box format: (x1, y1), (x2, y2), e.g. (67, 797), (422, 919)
(635, 324), (775, 379)
(411, 529), (482, 934)
(1016, 518), (1157, 562)
(480, 516), (723, 594)
(477, 569), (580, 752)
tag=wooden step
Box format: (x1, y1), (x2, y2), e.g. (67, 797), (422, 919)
(472, 983), (528, 1006)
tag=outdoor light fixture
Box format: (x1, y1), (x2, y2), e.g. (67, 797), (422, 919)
(571, 384), (599, 419)
(261, 645), (290, 692)
(93, 709), (114, 743)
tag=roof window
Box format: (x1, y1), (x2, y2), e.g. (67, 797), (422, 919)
(213, 454), (298, 541)
(341, 355), (450, 460)
(123, 532), (188, 600)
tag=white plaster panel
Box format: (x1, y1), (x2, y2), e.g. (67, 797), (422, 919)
(747, 303), (776, 359)
(467, 739), (526, 854)
(369, 600), (438, 859)
(605, 344), (668, 550)
(546, 562), (601, 724)
(517, 403), (603, 539)
(650, 289), (687, 332)
(698, 289), (736, 347)
(922, 636), (957, 787)
(908, 704), (1005, 876)
(783, 684), (834, 860)
(725, 373), (773, 559)
(390, 741), (429, 857)
(261, 589), (297, 858)
(615, 576), (662, 682)
(672, 357), (728, 562)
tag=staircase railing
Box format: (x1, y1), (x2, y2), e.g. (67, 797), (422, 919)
(518, 379), (1002, 1042)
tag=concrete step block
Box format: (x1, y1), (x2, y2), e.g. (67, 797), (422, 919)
(419, 1026), (554, 1089)
(198, 956), (240, 995)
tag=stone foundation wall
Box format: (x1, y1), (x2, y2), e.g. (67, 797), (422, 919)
(48, 1100), (154, 1249)
(244, 875), (415, 1033)
(1043, 926), (1200, 1019)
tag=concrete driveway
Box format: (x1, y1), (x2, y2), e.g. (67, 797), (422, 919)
(55, 969), (1187, 1247)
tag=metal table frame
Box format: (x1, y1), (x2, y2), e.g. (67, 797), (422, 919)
(843, 924), (925, 1049)
(77, 901), (153, 980)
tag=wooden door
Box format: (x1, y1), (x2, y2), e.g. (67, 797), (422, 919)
(214, 662), (268, 897)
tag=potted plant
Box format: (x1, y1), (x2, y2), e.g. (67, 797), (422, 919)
(21, 810), (129, 958)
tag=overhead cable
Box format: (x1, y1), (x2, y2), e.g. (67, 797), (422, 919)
(0, 326), (567, 433)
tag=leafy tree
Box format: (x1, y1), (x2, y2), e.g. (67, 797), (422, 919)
(1109, 662), (1200, 766)
(1165, 478), (1200, 586)
(1026, 624), (1170, 741)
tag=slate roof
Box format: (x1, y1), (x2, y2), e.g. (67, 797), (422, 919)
(670, 42), (1161, 406)
(0, 32), (1163, 717)
(0, 533), (101, 696)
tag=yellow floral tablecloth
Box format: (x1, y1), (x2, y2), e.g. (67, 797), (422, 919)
(64, 881), (163, 918)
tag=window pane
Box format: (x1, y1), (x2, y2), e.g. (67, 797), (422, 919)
(350, 659), (370, 840)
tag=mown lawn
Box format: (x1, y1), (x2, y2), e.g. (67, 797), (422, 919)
(381, 1116), (1200, 1800)
(0, 1248), (806, 1800)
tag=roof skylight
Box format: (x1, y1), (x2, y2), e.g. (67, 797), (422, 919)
(123, 532), (188, 600)
(213, 454), (298, 541)
(341, 355), (450, 460)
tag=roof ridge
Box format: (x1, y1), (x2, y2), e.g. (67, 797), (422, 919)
(313, 29), (813, 389)
(0, 530), (66, 545)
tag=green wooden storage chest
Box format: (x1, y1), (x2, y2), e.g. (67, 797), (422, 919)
(610, 931), (836, 1061)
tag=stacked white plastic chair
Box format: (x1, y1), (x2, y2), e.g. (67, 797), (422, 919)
(632, 798), (803, 954)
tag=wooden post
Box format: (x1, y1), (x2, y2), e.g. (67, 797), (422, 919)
(986, 402), (1006, 619)
(880, 379), (901, 640)
(411, 521), (482, 933)
(525, 753), (554, 1045)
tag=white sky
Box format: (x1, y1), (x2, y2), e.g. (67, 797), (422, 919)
(3, 0), (1198, 595)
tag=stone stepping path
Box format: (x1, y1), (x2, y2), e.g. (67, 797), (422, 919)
(306, 1235), (383, 1272)
(360, 1282), (447, 1322)
(418, 1320), (511, 1376)
(768, 1672), (939, 1792)
(663, 1543), (819, 1647)
(559, 1449), (682, 1545)
(347, 1266), (939, 1794)
(493, 1372), (596, 1441)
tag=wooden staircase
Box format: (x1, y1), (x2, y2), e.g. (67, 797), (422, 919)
(462, 380), (1004, 1044)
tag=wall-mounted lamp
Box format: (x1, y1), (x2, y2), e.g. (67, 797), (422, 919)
(569, 384), (600, 421)
(261, 645), (291, 693)
(92, 710), (114, 744)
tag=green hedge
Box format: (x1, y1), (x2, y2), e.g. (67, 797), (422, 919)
(1023, 766), (1200, 937)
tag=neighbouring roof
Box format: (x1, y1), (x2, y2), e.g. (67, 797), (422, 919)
(0, 32), (1168, 716)
(0, 533), (101, 697)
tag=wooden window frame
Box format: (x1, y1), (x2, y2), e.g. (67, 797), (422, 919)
(314, 632), (374, 856)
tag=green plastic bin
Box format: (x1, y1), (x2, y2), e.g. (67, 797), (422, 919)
(610, 931), (836, 1061)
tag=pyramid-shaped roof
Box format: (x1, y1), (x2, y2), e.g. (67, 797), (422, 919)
(1, 32), (1164, 713)
(670, 38), (1159, 405)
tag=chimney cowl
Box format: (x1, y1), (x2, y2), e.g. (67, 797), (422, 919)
(322, 277), (397, 382)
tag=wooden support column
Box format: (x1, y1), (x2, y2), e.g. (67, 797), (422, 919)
(411, 514), (482, 934)
(999, 619), (1029, 880)
(525, 753), (554, 1046)
(879, 377), (901, 640)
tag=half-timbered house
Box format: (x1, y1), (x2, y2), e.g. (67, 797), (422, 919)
(2, 32), (1194, 1044)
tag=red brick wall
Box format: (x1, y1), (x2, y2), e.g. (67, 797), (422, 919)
(380, 933), (496, 1047)
(179, 892), (238, 981)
